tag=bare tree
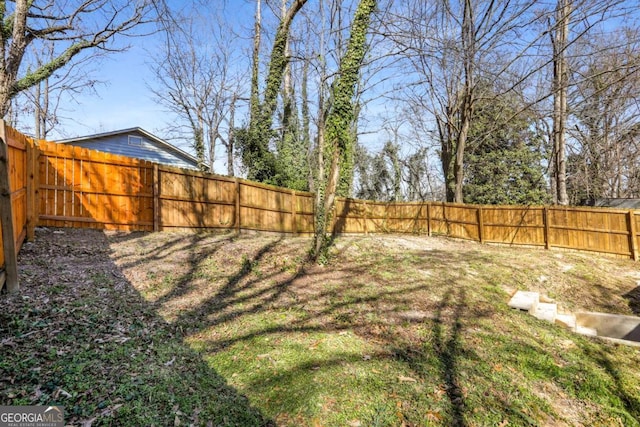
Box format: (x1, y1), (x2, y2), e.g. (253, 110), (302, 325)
(0, 0), (156, 118)
(383, 0), (640, 205)
(567, 27), (640, 202)
(150, 5), (243, 173)
(543, 0), (638, 204)
(386, 0), (543, 203)
(550, 0), (571, 205)
(19, 42), (103, 139)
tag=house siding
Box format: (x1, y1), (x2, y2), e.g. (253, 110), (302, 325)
(64, 131), (198, 170)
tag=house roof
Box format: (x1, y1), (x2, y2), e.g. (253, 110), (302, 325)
(590, 198), (640, 209)
(58, 127), (200, 165)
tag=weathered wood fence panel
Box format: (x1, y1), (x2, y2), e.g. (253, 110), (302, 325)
(239, 181), (314, 233)
(158, 166), (236, 229)
(7, 127), (29, 250)
(155, 167), (314, 233)
(481, 206), (546, 246)
(332, 199), (428, 234)
(429, 203), (480, 241)
(547, 207), (632, 257)
(36, 139), (317, 235)
(632, 211), (640, 261)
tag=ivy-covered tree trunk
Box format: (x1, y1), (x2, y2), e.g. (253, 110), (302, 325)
(302, 59), (314, 192)
(276, 9), (310, 192)
(249, 0), (262, 127)
(312, 0), (377, 261)
(244, 0), (307, 184)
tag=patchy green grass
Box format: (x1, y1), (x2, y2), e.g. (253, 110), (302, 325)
(1, 229), (271, 426)
(3, 228), (640, 426)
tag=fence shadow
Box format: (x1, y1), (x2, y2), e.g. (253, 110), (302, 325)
(108, 228), (524, 424)
(1, 227), (274, 426)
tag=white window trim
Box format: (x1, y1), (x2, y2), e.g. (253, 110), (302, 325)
(128, 135), (143, 147)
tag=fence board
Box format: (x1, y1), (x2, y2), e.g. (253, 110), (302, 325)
(237, 181), (314, 234)
(547, 207), (631, 256)
(158, 167), (240, 230)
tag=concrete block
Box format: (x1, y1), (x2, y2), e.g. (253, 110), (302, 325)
(508, 291), (539, 311)
(575, 312), (640, 342)
(575, 325), (598, 337)
(555, 313), (576, 330)
(532, 302), (557, 323)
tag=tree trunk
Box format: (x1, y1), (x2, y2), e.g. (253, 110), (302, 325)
(208, 126), (217, 174)
(254, 0), (307, 133)
(552, 0), (571, 205)
(302, 57), (313, 192)
(227, 94), (237, 177)
(249, 0), (262, 126)
(34, 82), (41, 140)
(312, 0), (377, 261)
(437, 116), (455, 202)
(453, 103), (471, 203)
(453, 0), (475, 204)
(245, 0), (307, 183)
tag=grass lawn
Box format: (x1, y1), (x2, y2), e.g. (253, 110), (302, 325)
(2, 227), (640, 426)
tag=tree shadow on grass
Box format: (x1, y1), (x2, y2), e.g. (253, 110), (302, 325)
(1, 227), (274, 426)
(72, 228), (640, 425)
(433, 288), (468, 427)
(581, 344), (640, 423)
(623, 285), (640, 315)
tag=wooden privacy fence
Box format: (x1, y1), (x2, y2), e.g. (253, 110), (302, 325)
(2, 122), (640, 293)
(332, 199), (640, 260)
(37, 135), (637, 260)
(36, 140), (315, 234)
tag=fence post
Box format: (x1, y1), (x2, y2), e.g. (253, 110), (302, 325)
(153, 164), (160, 232)
(235, 178), (241, 233)
(291, 190), (297, 234)
(543, 207), (551, 250)
(443, 202), (449, 236)
(628, 210), (638, 261)
(477, 206), (484, 243)
(330, 200), (338, 235)
(0, 121), (19, 292)
(26, 139), (38, 241)
(426, 202), (432, 236)
(363, 200), (368, 235)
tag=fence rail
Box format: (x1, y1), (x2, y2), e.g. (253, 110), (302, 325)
(1, 122), (639, 292)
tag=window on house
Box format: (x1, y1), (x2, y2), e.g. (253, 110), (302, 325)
(128, 135), (143, 147)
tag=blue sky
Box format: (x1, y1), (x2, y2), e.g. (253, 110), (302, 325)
(58, 44), (165, 139)
(46, 1), (257, 154)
